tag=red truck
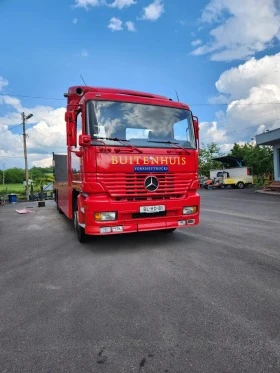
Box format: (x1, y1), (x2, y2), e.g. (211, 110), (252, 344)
(53, 86), (200, 242)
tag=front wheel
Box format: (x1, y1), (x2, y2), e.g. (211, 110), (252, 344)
(73, 205), (87, 243)
(236, 181), (245, 189)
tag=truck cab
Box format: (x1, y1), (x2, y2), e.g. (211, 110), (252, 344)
(54, 86), (200, 242)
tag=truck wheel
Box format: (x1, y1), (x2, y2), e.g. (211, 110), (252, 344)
(73, 205), (87, 243)
(236, 181), (244, 189)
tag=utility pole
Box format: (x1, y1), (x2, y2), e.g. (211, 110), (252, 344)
(22, 112), (33, 201)
(2, 163), (4, 187)
(2, 163), (5, 204)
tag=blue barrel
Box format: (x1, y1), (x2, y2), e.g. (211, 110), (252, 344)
(8, 194), (18, 203)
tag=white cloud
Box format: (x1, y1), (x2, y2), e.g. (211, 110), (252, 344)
(215, 53), (280, 99)
(200, 121), (227, 144)
(0, 76), (8, 91)
(140, 0), (164, 21)
(192, 0), (280, 61)
(225, 84), (280, 132)
(179, 20), (188, 27)
(108, 0), (136, 9)
(108, 17), (123, 31)
(74, 0), (136, 9)
(81, 49), (89, 57)
(26, 108), (66, 154)
(33, 156), (53, 168)
(125, 21), (136, 32)
(74, 0), (104, 8)
(191, 39), (202, 47)
(208, 94), (230, 105)
(0, 95), (22, 112)
(0, 85), (66, 169)
(201, 53), (280, 149)
(73, 18), (78, 24)
(199, 121), (245, 154)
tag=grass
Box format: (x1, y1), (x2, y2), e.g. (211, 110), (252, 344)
(0, 184), (41, 197)
(0, 184), (54, 204)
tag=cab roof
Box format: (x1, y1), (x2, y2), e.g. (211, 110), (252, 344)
(67, 86), (170, 100)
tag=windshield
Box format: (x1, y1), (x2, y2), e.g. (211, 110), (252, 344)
(86, 100), (196, 149)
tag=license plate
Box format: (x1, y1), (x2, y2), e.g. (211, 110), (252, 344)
(140, 205), (165, 213)
(112, 226), (123, 232)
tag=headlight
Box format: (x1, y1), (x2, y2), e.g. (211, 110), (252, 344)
(94, 212), (117, 221)
(183, 206), (198, 215)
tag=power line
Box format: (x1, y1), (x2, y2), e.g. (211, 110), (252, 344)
(0, 155), (23, 158)
(191, 102), (280, 106)
(0, 92), (65, 101)
(224, 117), (280, 135)
(0, 123), (22, 135)
(2, 91), (280, 106)
(0, 121), (34, 136)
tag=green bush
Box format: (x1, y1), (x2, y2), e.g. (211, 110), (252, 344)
(0, 184), (40, 196)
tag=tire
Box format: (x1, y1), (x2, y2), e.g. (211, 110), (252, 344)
(220, 184), (225, 189)
(73, 203), (87, 243)
(236, 181), (245, 189)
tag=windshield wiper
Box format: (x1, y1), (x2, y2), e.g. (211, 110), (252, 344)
(96, 137), (143, 153)
(147, 140), (190, 155)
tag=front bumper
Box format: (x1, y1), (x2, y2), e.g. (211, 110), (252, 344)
(78, 193), (200, 235)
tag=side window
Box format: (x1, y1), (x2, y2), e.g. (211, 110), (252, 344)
(173, 120), (185, 141)
(275, 148), (280, 177)
(173, 119), (196, 148)
(76, 112), (82, 146)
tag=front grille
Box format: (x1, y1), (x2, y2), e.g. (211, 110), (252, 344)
(97, 173), (191, 200)
(126, 173), (175, 195)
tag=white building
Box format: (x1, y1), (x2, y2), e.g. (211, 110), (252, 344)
(256, 128), (280, 182)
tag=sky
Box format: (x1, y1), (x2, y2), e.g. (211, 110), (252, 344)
(1, 0), (280, 169)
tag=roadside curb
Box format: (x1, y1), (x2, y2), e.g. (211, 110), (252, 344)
(255, 190), (280, 196)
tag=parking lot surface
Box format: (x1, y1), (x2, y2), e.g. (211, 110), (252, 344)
(0, 188), (280, 372)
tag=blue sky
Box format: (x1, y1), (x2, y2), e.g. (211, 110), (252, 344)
(1, 0), (280, 168)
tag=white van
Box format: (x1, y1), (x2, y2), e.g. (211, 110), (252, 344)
(210, 167), (253, 189)
(210, 156), (253, 189)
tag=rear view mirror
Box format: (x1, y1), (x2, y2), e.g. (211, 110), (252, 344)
(193, 116), (199, 138)
(65, 112), (76, 123)
(65, 111), (77, 147)
(192, 116), (199, 150)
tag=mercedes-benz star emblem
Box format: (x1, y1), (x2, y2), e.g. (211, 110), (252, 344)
(144, 176), (159, 192)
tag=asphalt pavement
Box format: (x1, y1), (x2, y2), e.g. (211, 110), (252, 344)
(0, 188), (280, 373)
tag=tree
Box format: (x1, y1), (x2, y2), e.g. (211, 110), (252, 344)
(229, 143), (273, 182)
(1, 166), (54, 184)
(4, 168), (25, 184)
(199, 142), (223, 177)
(29, 166), (53, 180)
(32, 174), (54, 189)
